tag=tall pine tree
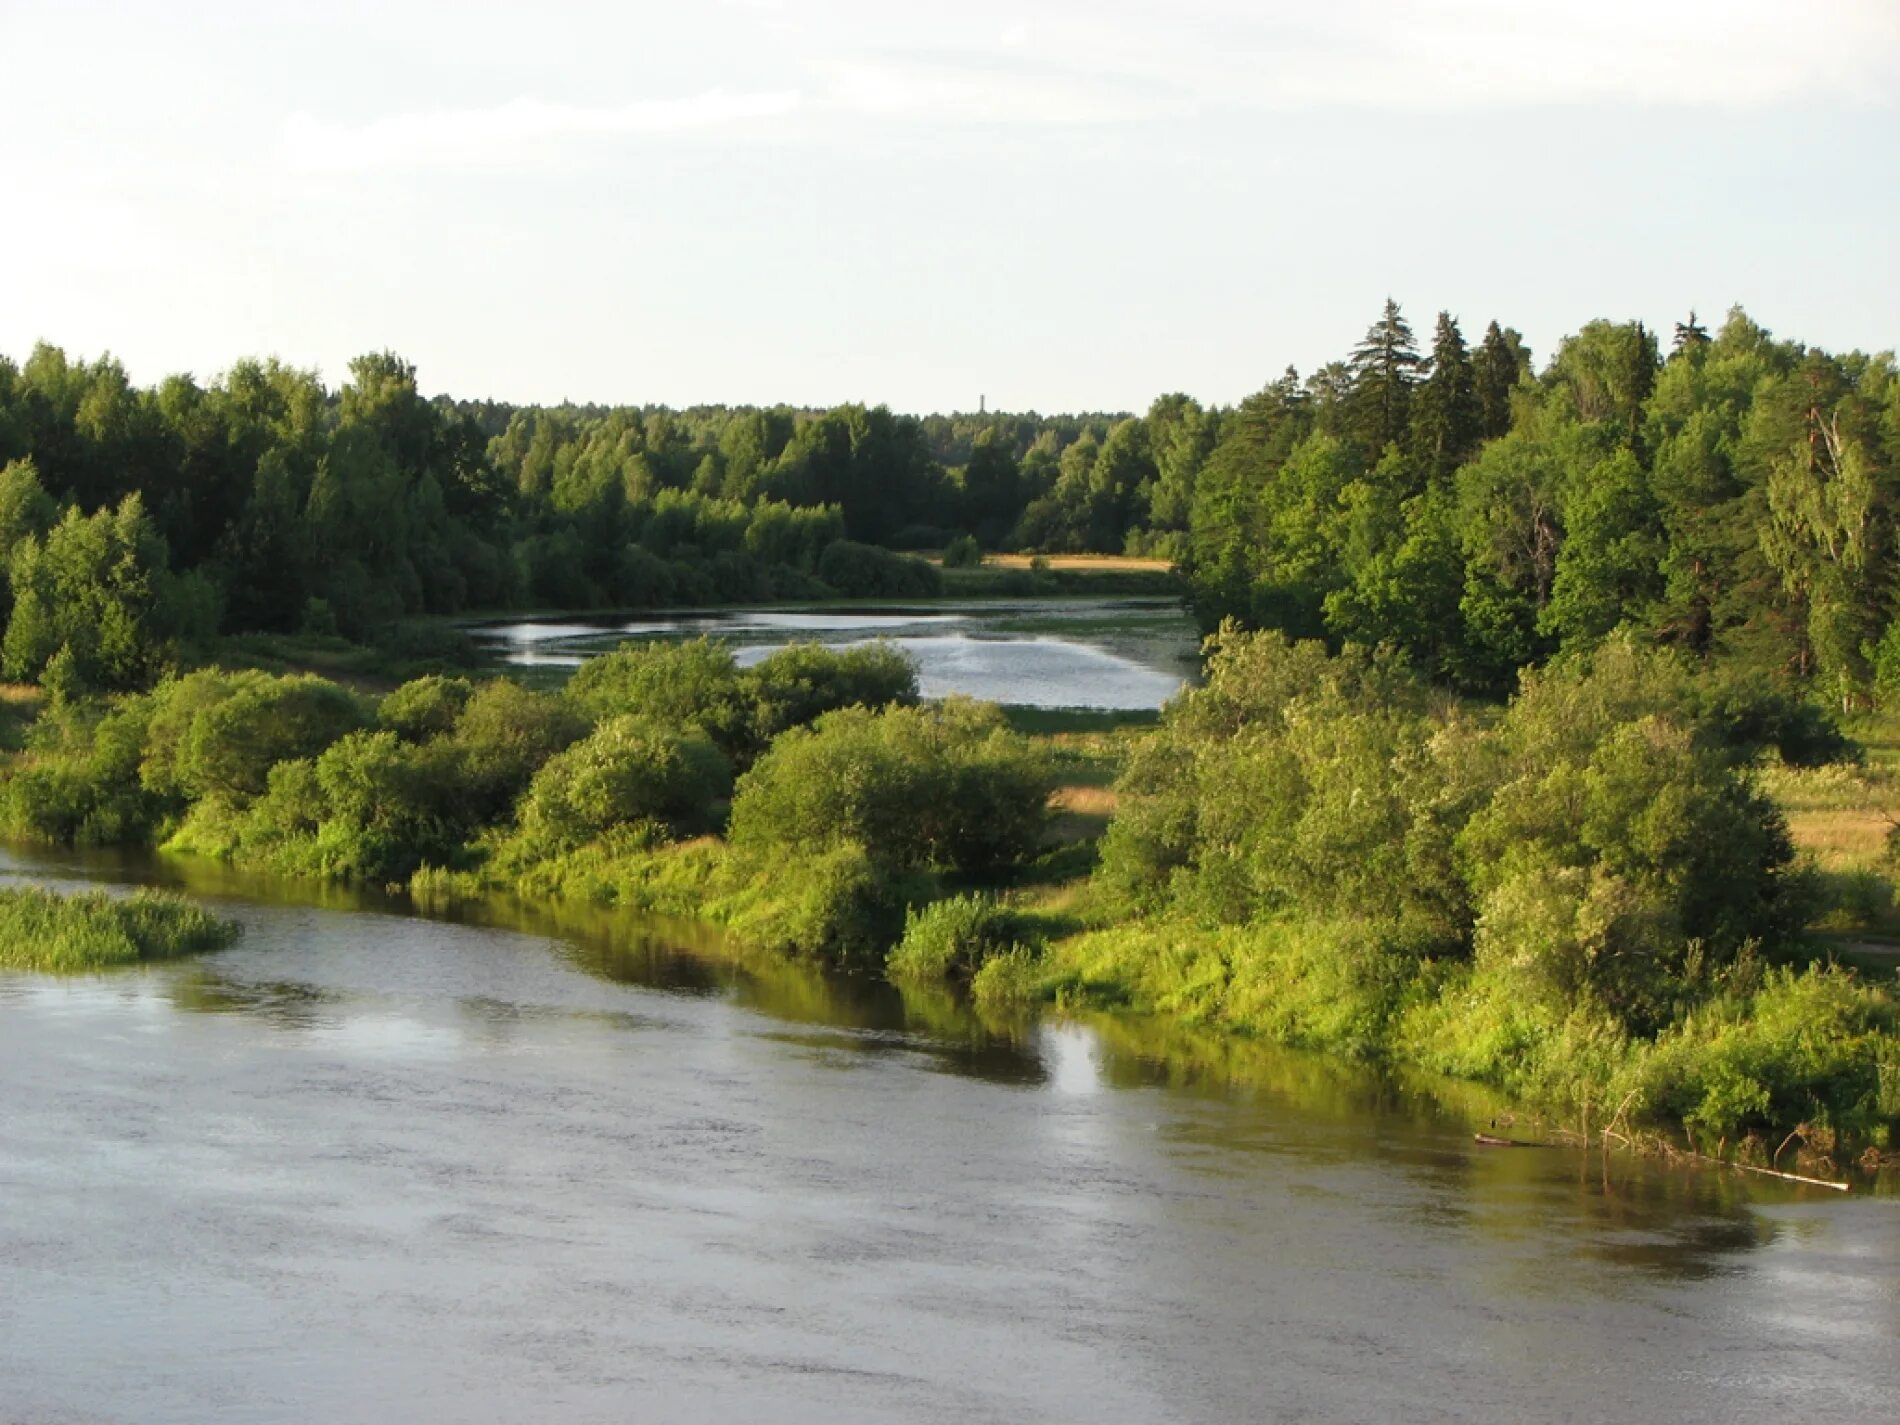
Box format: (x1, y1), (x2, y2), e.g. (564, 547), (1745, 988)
(1472, 320), (1529, 440)
(1348, 299), (1423, 454)
(1410, 311), (1480, 482)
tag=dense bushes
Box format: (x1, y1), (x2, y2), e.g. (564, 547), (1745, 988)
(729, 699), (1052, 874)
(815, 539), (943, 598)
(564, 636), (918, 762)
(1078, 624), (1896, 1146)
(517, 716), (728, 852)
(0, 886), (240, 971)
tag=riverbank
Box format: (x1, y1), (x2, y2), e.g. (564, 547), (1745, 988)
(2, 623), (1894, 1176)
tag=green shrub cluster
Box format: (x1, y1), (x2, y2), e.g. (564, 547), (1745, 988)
(0, 885), (240, 971)
(565, 637), (918, 764)
(729, 699), (1053, 875)
(1084, 625), (1896, 1146)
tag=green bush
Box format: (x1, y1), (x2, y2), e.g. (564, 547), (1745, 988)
(517, 716), (729, 853)
(141, 671), (368, 801)
(447, 680), (589, 822)
(0, 886), (240, 971)
(564, 638), (748, 743)
(941, 534), (982, 569)
(815, 539), (943, 599)
(379, 675), (476, 742)
(729, 699), (1052, 874)
(743, 640), (918, 749)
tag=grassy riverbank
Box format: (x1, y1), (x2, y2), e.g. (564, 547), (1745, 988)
(1, 628), (1895, 1166)
(0, 885), (241, 971)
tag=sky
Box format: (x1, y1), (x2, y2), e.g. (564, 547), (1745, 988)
(2, 0), (1896, 413)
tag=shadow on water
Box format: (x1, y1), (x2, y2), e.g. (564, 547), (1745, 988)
(3, 839), (1889, 1279)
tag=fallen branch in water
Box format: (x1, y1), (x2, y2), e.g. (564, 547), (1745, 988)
(1680, 1151), (1850, 1192)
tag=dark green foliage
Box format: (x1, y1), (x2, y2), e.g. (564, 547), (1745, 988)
(729, 699), (1052, 874)
(941, 533), (982, 568)
(815, 540), (943, 598)
(141, 670), (369, 801)
(566, 638), (748, 741)
(566, 637), (916, 763)
(0, 886), (240, 971)
(1106, 629), (1806, 1032)
(743, 641), (919, 750)
(445, 681), (590, 823)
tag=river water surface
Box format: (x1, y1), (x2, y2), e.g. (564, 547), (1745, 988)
(1, 847), (1896, 1425)
(470, 598), (1197, 710)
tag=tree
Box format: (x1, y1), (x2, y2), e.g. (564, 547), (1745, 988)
(1348, 299), (1423, 453)
(1471, 321), (1529, 441)
(1411, 312), (1480, 483)
(2, 494), (182, 690)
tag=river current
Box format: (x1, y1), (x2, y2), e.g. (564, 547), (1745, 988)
(0, 848), (1895, 1424)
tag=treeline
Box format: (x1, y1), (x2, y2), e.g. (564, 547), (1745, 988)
(4, 300), (1893, 707)
(0, 349), (954, 692)
(1179, 305), (1900, 704)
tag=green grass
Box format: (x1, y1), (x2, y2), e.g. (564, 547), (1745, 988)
(0, 885), (242, 972)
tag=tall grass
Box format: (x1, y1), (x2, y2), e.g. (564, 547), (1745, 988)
(0, 886), (242, 972)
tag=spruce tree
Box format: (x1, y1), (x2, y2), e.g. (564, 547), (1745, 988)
(1671, 309), (1711, 357)
(1472, 320), (1527, 440)
(1348, 299), (1423, 453)
(1410, 311), (1479, 482)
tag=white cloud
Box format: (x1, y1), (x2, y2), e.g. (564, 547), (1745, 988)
(280, 89), (803, 172)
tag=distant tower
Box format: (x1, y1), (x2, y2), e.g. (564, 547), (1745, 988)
(979, 394), (986, 414)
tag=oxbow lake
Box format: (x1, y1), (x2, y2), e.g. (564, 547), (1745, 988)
(1, 846), (1896, 1425)
(469, 598), (1198, 711)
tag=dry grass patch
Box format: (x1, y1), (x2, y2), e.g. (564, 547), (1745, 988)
(981, 553), (1173, 572)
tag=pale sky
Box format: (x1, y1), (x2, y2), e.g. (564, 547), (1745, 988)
(3, 0), (1896, 412)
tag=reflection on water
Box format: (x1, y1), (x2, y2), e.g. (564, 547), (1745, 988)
(468, 598), (1199, 710)
(0, 844), (1896, 1424)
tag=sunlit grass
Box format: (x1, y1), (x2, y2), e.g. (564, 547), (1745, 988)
(0, 886), (242, 972)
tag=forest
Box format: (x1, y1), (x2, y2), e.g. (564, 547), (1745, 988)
(1, 302), (1896, 1162)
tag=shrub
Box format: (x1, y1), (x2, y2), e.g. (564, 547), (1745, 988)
(941, 534), (982, 569)
(565, 638), (748, 743)
(379, 675), (476, 742)
(728, 699), (1052, 875)
(517, 716), (729, 853)
(743, 640), (918, 749)
(142, 670), (368, 802)
(816, 539), (943, 599)
(448, 680), (589, 822)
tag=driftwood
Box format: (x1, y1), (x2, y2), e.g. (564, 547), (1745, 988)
(1683, 1152), (1851, 1192)
(1473, 1131), (1543, 1148)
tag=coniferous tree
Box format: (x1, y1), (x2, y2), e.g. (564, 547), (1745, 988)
(1472, 320), (1528, 440)
(1671, 310), (1712, 357)
(1348, 299), (1423, 453)
(1411, 312), (1480, 482)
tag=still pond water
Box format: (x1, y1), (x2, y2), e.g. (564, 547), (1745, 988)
(469, 598), (1198, 710)
(1, 846), (1896, 1425)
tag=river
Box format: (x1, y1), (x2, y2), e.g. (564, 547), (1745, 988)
(1, 846), (1895, 1425)
(468, 598), (1198, 711)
